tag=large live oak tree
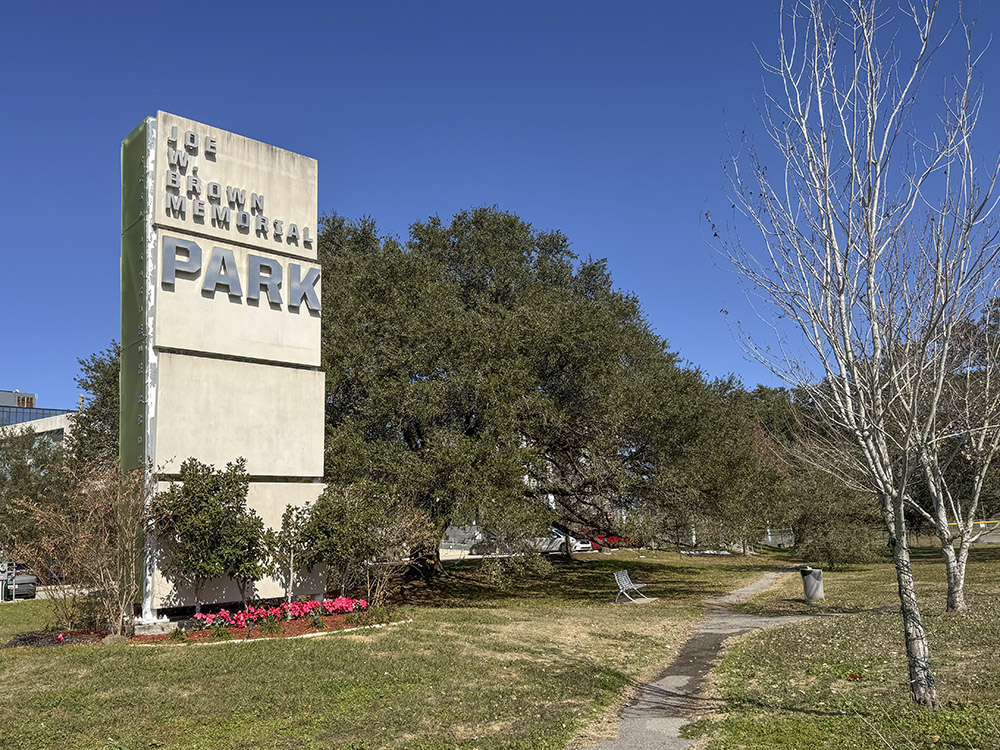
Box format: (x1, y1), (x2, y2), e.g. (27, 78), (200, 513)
(318, 207), (709, 570)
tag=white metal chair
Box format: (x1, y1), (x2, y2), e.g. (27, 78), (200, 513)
(614, 569), (650, 603)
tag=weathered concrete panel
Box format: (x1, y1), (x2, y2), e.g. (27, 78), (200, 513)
(129, 111), (324, 618)
(153, 111), (318, 260)
(153, 353), (324, 478)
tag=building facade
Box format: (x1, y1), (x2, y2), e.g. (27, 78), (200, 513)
(0, 390), (72, 435)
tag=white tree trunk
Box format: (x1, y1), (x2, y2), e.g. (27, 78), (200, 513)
(890, 536), (940, 707)
(940, 541), (970, 613)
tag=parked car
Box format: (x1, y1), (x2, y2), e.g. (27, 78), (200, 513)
(455, 527), (594, 556)
(584, 530), (631, 550)
(3, 563), (39, 601)
(533, 529), (593, 554)
(12, 572), (39, 599)
(46, 560), (70, 583)
(5, 564), (39, 600)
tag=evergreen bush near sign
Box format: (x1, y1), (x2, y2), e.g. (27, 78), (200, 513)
(300, 484), (390, 597)
(299, 483), (434, 603)
(150, 457), (266, 612)
(224, 502), (268, 608)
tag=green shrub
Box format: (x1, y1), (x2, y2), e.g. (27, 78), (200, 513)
(259, 615), (282, 635)
(167, 627), (188, 643)
(346, 606), (396, 627)
(150, 457), (266, 613)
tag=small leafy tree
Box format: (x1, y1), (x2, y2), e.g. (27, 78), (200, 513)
(790, 471), (883, 570)
(150, 457), (265, 612)
(224, 510), (267, 609)
(300, 483), (435, 604)
(267, 503), (311, 603)
(681, 382), (793, 554)
(300, 486), (382, 596)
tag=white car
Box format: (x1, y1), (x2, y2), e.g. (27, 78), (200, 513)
(534, 529), (593, 554)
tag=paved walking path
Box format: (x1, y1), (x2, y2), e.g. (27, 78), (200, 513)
(583, 570), (807, 750)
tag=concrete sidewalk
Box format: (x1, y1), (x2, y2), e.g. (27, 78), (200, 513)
(581, 570), (807, 750)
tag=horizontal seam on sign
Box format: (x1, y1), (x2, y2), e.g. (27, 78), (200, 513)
(154, 347), (321, 372)
(152, 224), (318, 263)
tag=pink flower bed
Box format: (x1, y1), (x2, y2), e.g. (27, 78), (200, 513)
(191, 596), (367, 629)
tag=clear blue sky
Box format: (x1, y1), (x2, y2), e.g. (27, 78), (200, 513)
(3, 1), (995, 408)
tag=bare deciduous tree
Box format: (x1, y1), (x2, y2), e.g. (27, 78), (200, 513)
(710, 0), (1000, 707)
(7, 464), (152, 636)
(917, 306), (1000, 611)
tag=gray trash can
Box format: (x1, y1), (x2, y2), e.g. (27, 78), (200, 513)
(800, 566), (824, 601)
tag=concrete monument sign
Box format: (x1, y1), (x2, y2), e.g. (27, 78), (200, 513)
(121, 112), (324, 619)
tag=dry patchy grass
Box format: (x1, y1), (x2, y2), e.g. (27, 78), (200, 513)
(0, 550), (771, 750)
(689, 546), (1000, 749)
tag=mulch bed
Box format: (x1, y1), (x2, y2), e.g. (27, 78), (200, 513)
(2, 614), (389, 648)
(2, 630), (109, 649)
(131, 612), (358, 644)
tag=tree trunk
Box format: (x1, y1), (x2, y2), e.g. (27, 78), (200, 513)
(940, 541), (969, 613)
(552, 522), (579, 562)
(923, 463), (974, 613)
(889, 536), (940, 708)
(407, 543), (446, 581)
(562, 533), (577, 561)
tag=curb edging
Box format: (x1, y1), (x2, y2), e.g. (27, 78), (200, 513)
(132, 617), (414, 648)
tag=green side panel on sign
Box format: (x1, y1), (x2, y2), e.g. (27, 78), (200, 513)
(120, 120), (148, 472)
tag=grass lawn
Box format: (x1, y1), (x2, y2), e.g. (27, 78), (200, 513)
(0, 551), (769, 750)
(688, 546), (1000, 749)
(0, 598), (54, 643)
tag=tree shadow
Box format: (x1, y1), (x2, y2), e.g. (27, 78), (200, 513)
(396, 556), (786, 609)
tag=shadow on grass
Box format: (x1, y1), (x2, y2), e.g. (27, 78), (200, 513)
(397, 554), (783, 610)
(618, 674), (847, 719)
(637, 679), (986, 750)
(673, 685), (987, 750)
(737, 598), (900, 616)
(909, 545), (1000, 564)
